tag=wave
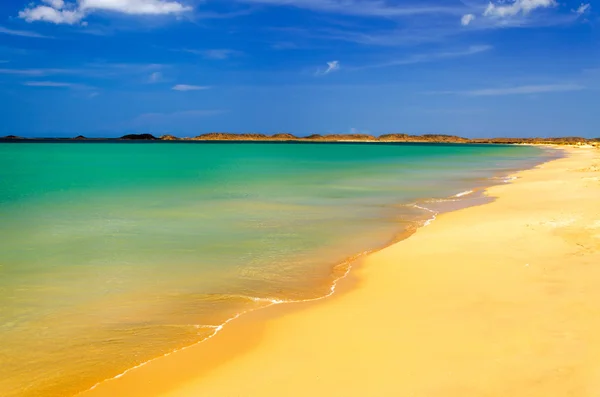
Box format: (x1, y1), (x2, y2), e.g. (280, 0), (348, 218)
(453, 190), (474, 198)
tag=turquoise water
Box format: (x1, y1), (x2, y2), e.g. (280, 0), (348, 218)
(0, 142), (547, 396)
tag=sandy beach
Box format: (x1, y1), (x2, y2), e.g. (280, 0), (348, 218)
(83, 145), (600, 397)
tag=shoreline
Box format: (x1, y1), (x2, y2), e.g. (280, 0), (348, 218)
(77, 146), (582, 397)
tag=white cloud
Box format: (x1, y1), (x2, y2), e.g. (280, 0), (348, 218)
(573, 3), (590, 15)
(43, 0), (65, 9)
(483, 0), (557, 18)
(19, 6), (83, 25)
(316, 60), (340, 75)
(81, 0), (191, 15)
(148, 71), (163, 83)
(0, 25), (52, 38)
(172, 84), (211, 91)
(326, 61), (340, 73)
(19, 0), (191, 25)
(461, 13), (475, 26)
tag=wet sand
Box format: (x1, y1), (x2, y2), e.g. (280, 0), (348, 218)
(83, 145), (600, 397)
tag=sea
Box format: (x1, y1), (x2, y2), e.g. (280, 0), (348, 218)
(0, 142), (553, 396)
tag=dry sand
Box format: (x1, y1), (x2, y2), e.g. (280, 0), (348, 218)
(83, 146), (600, 397)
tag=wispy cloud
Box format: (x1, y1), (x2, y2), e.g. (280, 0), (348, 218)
(353, 45), (492, 70)
(465, 84), (584, 96)
(0, 25), (52, 38)
(461, 13), (475, 26)
(462, 0), (570, 28)
(483, 0), (556, 18)
(272, 1), (581, 49)
(19, 0), (192, 25)
(236, 0), (465, 17)
(0, 63), (164, 81)
(316, 60), (340, 75)
(23, 81), (74, 87)
(23, 80), (95, 90)
(84, 62), (164, 76)
(172, 84), (211, 91)
(434, 84), (585, 96)
(0, 68), (75, 76)
(181, 48), (242, 60)
(573, 3), (591, 15)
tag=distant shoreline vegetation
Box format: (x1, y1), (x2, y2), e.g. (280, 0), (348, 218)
(1, 133), (599, 145)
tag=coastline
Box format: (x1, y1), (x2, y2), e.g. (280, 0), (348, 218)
(2, 134), (598, 146)
(79, 145), (600, 397)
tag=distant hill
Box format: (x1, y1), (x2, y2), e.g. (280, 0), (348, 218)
(120, 134), (158, 140)
(2, 133), (598, 146)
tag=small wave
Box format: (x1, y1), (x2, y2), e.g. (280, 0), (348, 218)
(410, 203), (438, 227)
(423, 198), (459, 203)
(490, 175), (517, 183)
(453, 190), (474, 198)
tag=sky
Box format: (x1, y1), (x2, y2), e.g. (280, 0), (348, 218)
(0, 0), (598, 138)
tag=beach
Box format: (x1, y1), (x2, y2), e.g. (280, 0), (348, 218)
(80, 145), (600, 397)
(2, 142), (550, 397)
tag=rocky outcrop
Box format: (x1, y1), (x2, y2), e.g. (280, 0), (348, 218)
(120, 134), (158, 140)
(2, 135), (23, 139)
(160, 135), (178, 141)
(304, 134), (323, 140)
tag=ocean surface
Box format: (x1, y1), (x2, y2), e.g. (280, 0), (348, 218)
(0, 142), (550, 396)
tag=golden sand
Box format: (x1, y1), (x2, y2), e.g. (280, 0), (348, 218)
(83, 146), (600, 397)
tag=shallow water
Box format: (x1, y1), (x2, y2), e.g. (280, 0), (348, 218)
(0, 142), (548, 396)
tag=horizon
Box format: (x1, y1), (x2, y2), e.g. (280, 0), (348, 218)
(0, 0), (598, 138)
(3, 132), (598, 140)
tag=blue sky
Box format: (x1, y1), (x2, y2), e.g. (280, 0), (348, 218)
(0, 0), (598, 137)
